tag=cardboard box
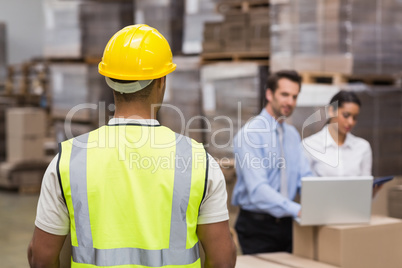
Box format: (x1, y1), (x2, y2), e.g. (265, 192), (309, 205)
(7, 136), (45, 163)
(202, 22), (224, 53)
(158, 56), (203, 144)
(6, 107), (46, 137)
(49, 63), (114, 124)
(6, 107), (46, 163)
(270, 54), (294, 72)
(183, 0), (223, 54)
(257, 252), (339, 268)
(54, 121), (94, 143)
(372, 176), (402, 216)
(388, 185), (402, 219)
(0, 160), (49, 191)
(235, 255), (290, 268)
(293, 216), (402, 268)
(0, 22), (6, 83)
(294, 55), (324, 73)
(200, 62), (267, 158)
(249, 8), (270, 52)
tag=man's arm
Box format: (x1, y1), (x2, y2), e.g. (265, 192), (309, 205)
(28, 227), (67, 268)
(197, 221), (236, 268)
(233, 129), (301, 218)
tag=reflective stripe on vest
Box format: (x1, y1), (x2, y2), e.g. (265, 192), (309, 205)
(60, 126), (206, 267)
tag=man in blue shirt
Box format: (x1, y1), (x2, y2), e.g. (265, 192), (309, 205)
(232, 70), (312, 254)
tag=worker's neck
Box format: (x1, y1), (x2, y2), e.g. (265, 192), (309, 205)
(265, 105), (285, 123)
(113, 102), (159, 120)
(328, 124), (346, 146)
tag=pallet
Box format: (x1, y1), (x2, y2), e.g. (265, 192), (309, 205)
(84, 57), (102, 65)
(217, 0), (269, 14)
(41, 57), (102, 65)
(0, 160), (50, 195)
(18, 184), (42, 194)
(301, 72), (396, 86)
(201, 51), (269, 65)
(43, 57), (85, 64)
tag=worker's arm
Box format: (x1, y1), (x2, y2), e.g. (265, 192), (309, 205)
(197, 220), (237, 268)
(28, 227), (66, 268)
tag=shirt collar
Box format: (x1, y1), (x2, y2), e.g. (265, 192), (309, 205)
(259, 108), (285, 132)
(108, 117), (160, 126)
(343, 132), (354, 149)
(323, 125), (353, 149)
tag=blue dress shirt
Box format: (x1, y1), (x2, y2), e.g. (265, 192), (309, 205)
(231, 109), (313, 218)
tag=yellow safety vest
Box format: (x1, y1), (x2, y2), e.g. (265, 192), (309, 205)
(58, 124), (207, 267)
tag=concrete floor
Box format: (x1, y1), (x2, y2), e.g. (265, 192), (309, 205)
(0, 190), (39, 268)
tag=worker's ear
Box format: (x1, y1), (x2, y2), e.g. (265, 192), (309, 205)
(159, 76), (166, 94)
(155, 76), (166, 103)
(266, 88), (273, 103)
(160, 76), (166, 89)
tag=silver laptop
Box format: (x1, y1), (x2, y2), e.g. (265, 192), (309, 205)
(295, 176), (373, 226)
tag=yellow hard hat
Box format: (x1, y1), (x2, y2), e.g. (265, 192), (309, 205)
(98, 24), (176, 81)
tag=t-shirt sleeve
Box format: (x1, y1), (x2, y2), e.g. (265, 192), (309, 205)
(197, 154), (229, 225)
(35, 154), (70, 235)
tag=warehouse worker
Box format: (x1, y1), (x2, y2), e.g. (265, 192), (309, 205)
(28, 24), (236, 268)
(232, 70), (313, 254)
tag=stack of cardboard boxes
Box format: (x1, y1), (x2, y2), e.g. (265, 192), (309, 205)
(6, 108), (46, 162)
(80, 1), (134, 60)
(43, 0), (133, 60)
(0, 22), (6, 86)
(388, 185), (402, 219)
(270, 0), (402, 75)
(352, 86), (402, 176)
(43, 0), (129, 143)
(43, 0), (82, 59)
(202, 1), (270, 53)
(293, 216), (402, 268)
(0, 108), (48, 192)
(236, 216), (402, 267)
(157, 56), (204, 143)
(49, 63), (114, 143)
(200, 62), (267, 159)
(134, 0), (184, 55)
(237, 252), (339, 268)
(182, 0), (223, 54)
(0, 97), (16, 162)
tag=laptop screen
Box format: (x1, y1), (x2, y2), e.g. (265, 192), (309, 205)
(297, 176), (373, 226)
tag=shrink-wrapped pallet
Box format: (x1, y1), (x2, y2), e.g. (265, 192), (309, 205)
(201, 62), (268, 159)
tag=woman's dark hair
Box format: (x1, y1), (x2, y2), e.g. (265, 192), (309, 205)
(326, 90), (361, 125)
(329, 90), (361, 110)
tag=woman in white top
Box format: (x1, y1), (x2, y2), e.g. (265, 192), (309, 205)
(303, 90), (372, 176)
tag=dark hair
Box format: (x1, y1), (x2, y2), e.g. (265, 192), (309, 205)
(328, 90), (361, 110)
(266, 70), (302, 94)
(326, 90), (361, 125)
(110, 78), (137, 84)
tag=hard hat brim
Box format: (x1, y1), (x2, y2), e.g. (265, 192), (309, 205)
(99, 63), (176, 81)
